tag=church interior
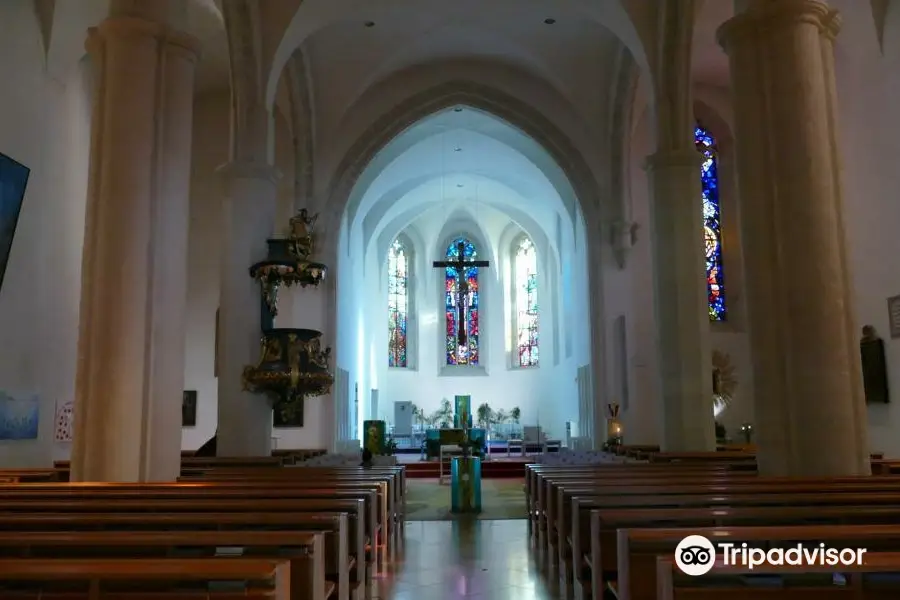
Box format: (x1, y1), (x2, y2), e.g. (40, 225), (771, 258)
(3, 0), (900, 597)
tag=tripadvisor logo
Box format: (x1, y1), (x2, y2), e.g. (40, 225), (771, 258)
(674, 535), (868, 576)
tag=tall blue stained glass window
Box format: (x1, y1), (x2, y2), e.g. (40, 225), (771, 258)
(388, 238), (409, 367)
(696, 123), (726, 321)
(515, 236), (539, 367)
(445, 237), (479, 365)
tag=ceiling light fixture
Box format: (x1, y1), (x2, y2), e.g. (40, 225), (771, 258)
(453, 107), (463, 112)
(454, 147), (462, 152)
(544, 18), (556, 24)
(457, 183), (464, 188)
(364, 21), (375, 27)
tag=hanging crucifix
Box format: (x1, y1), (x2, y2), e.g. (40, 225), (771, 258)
(433, 240), (490, 362)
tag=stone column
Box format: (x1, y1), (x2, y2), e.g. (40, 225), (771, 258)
(70, 15), (199, 481)
(646, 150), (717, 452)
(215, 163), (279, 456)
(718, 0), (870, 476)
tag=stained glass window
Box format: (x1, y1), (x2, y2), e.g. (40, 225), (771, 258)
(445, 237), (479, 365)
(515, 236), (539, 367)
(387, 238), (409, 367)
(696, 123), (726, 321)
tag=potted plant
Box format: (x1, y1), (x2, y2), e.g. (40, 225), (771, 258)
(476, 403), (493, 429)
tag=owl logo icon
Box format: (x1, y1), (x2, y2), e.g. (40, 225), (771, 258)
(675, 535), (716, 576)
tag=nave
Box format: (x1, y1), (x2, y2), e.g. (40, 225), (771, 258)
(379, 520), (554, 600)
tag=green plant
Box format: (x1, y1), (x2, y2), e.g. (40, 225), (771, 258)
(476, 403), (493, 428)
(491, 409), (509, 426)
(510, 406), (521, 424)
(382, 437), (398, 455)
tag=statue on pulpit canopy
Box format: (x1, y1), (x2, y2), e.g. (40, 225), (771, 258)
(288, 208), (318, 259)
(860, 325), (889, 404)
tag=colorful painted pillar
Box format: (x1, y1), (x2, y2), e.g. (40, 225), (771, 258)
(450, 456), (482, 513)
(363, 420), (386, 455)
(454, 395), (471, 429)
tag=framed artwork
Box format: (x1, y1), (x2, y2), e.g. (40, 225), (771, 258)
(182, 390), (197, 427)
(888, 295), (900, 339)
(273, 398), (303, 427)
(0, 152), (30, 292)
(0, 392), (38, 440)
(53, 400), (74, 442)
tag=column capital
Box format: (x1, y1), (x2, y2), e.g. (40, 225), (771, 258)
(644, 148), (701, 172)
(217, 161), (282, 186)
(86, 16), (201, 62)
(718, 0), (840, 50)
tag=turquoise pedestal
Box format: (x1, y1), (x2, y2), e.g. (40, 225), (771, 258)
(450, 456), (482, 513)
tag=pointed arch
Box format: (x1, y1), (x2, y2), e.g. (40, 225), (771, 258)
(696, 122), (726, 321)
(387, 235), (412, 368)
(445, 237), (480, 366)
(513, 234), (539, 367)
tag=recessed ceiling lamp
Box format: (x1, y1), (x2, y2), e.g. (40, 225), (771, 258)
(454, 147), (462, 152)
(364, 21), (375, 27)
(453, 107), (463, 112)
(544, 18), (556, 25)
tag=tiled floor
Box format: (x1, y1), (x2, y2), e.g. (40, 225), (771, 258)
(376, 519), (559, 600)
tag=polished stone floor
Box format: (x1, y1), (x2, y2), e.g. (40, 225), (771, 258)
(376, 519), (559, 600)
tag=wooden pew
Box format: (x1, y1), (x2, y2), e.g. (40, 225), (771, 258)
(525, 463), (755, 525)
(656, 550), (900, 599)
(529, 467), (900, 594)
(561, 485), (900, 590)
(555, 476), (900, 572)
(0, 557), (293, 600)
(583, 505), (900, 600)
(0, 504), (363, 600)
(619, 523), (900, 600)
(184, 467), (404, 551)
(0, 530), (328, 600)
(536, 469), (900, 568)
(0, 482), (385, 560)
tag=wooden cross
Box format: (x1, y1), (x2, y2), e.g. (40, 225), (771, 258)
(433, 241), (490, 347)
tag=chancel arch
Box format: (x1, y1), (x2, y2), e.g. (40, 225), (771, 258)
(332, 100), (597, 442)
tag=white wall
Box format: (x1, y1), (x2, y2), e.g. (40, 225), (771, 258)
(0, 1), (91, 467)
(832, 0), (900, 457)
(361, 205), (585, 441)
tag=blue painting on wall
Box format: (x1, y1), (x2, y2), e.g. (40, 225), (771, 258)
(0, 392), (39, 441)
(0, 152), (30, 292)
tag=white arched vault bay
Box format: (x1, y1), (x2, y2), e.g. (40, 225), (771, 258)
(335, 106), (593, 443)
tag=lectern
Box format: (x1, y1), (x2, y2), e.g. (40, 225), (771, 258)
(450, 456), (482, 513)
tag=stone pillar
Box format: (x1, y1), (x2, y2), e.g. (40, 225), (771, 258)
(70, 15), (199, 481)
(215, 163), (279, 456)
(646, 150), (716, 452)
(718, 0), (870, 476)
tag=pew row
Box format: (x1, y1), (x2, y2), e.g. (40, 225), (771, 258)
(0, 557), (295, 600)
(0, 504), (362, 600)
(656, 550), (900, 600)
(0, 531), (329, 600)
(618, 523), (900, 599)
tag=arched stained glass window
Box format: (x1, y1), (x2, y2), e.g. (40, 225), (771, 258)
(515, 236), (539, 367)
(388, 238), (409, 367)
(696, 123), (726, 321)
(445, 238), (479, 365)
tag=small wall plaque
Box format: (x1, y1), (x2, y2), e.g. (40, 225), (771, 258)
(888, 295), (900, 339)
